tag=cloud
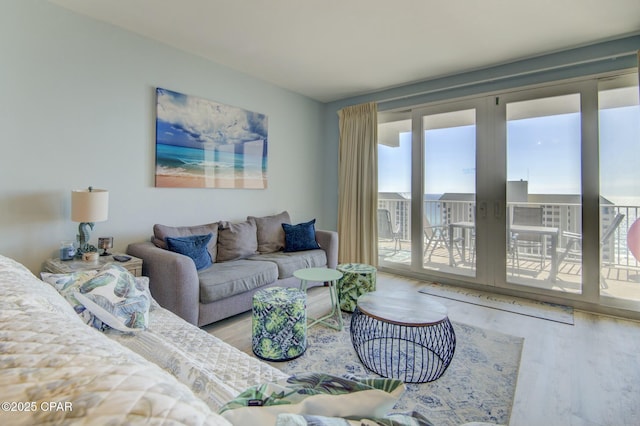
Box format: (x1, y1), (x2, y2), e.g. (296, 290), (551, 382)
(156, 88), (267, 149)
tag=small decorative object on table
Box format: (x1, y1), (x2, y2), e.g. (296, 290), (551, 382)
(336, 263), (377, 313)
(59, 241), (76, 261)
(82, 252), (99, 263)
(350, 290), (456, 383)
(98, 237), (113, 256)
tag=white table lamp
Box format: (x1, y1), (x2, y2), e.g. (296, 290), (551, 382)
(72, 186), (109, 254)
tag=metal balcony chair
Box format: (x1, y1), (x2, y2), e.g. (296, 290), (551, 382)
(557, 213), (625, 267)
(510, 206), (545, 272)
(378, 209), (402, 253)
(424, 215), (463, 264)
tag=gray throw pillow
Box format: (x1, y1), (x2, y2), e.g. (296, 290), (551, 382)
(247, 211), (291, 253)
(153, 222), (219, 263)
(217, 220), (258, 262)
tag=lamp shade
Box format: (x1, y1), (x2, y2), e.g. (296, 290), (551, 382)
(71, 188), (109, 223)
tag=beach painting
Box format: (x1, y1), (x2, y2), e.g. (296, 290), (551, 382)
(155, 88), (268, 189)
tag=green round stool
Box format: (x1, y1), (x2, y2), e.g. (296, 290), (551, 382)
(336, 263), (377, 313)
(252, 287), (307, 361)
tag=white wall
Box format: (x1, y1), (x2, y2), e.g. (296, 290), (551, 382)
(0, 1), (327, 272)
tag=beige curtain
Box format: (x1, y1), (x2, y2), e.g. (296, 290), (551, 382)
(337, 102), (378, 266)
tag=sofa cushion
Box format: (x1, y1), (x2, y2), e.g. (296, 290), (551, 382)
(248, 250), (327, 279)
(217, 220), (258, 262)
(153, 222), (219, 263)
(198, 259), (278, 304)
(166, 233), (213, 270)
(282, 219), (321, 252)
(248, 211), (291, 254)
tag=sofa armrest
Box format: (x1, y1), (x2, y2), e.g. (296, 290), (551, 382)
(316, 230), (338, 269)
(127, 241), (200, 326)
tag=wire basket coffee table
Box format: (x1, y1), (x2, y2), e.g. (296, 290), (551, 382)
(350, 290), (456, 383)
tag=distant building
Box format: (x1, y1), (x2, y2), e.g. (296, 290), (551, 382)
(379, 184), (618, 252)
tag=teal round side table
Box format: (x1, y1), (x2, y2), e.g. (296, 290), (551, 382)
(252, 287), (307, 361)
(336, 263), (377, 313)
(294, 267), (343, 331)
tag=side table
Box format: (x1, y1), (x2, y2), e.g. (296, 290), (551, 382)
(294, 267), (343, 331)
(336, 263), (376, 312)
(42, 254), (143, 277)
(350, 290), (456, 383)
(252, 287), (307, 361)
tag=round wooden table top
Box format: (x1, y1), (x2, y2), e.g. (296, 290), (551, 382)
(356, 290), (448, 326)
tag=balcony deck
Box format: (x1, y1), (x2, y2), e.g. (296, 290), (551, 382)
(379, 242), (640, 302)
(378, 198), (640, 305)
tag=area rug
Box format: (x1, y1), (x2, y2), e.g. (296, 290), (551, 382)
(419, 282), (574, 325)
(266, 313), (523, 426)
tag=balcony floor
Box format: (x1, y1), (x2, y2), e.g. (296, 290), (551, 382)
(379, 243), (640, 303)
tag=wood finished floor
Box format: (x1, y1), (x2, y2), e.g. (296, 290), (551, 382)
(204, 272), (640, 426)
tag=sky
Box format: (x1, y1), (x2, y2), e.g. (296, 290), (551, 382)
(155, 87), (268, 150)
(379, 105), (640, 203)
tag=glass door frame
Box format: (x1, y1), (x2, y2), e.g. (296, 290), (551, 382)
(378, 70), (640, 315)
(408, 97), (490, 286)
(492, 79), (601, 305)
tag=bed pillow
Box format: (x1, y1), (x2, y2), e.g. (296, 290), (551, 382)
(153, 222), (219, 263)
(166, 233), (213, 270)
(41, 270), (103, 328)
(282, 219), (321, 252)
(217, 220), (258, 262)
(72, 263), (151, 332)
(248, 211), (291, 253)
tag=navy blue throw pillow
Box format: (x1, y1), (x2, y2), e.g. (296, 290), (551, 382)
(282, 219), (321, 252)
(166, 233), (213, 270)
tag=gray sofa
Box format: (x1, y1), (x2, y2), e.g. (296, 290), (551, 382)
(127, 212), (338, 327)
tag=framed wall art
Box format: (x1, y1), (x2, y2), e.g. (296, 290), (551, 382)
(155, 87), (268, 189)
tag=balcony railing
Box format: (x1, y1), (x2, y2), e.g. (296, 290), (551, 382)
(378, 197), (640, 269)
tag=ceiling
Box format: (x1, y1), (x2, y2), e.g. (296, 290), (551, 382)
(48, 0), (640, 103)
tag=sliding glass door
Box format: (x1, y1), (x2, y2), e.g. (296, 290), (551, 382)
(598, 74), (640, 304)
(378, 100), (482, 283)
(421, 105), (477, 278)
(503, 91), (583, 294)
(378, 112), (412, 267)
(377, 71), (640, 314)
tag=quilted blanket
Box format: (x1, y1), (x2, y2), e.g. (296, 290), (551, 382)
(0, 255), (230, 425)
(106, 300), (288, 410)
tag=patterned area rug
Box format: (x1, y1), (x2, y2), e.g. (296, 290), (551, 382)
(266, 313), (523, 426)
(419, 282), (574, 325)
